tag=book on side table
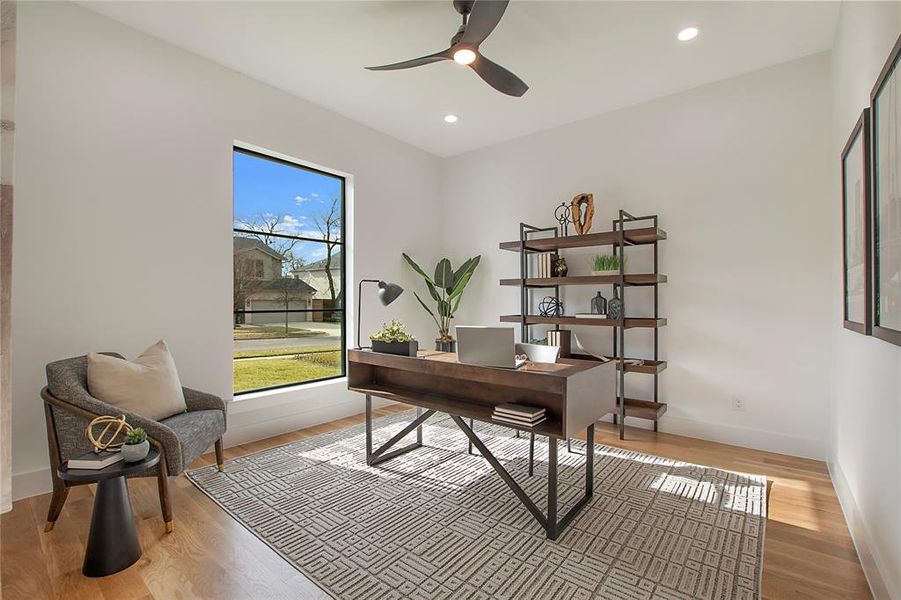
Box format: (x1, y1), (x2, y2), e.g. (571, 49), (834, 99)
(492, 403), (547, 427)
(67, 450), (125, 470)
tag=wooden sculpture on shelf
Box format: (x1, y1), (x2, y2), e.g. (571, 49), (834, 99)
(570, 193), (595, 235)
(86, 414), (133, 453)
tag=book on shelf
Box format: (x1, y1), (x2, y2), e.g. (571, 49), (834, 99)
(494, 402), (545, 419)
(492, 403), (547, 427)
(493, 414), (547, 427)
(535, 252), (558, 278)
(66, 450), (124, 470)
(574, 313), (608, 319)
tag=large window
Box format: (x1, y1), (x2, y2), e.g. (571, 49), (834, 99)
(233, 147), (346, 394)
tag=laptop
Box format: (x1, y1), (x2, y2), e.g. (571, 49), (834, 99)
(456, 326), (527, 369)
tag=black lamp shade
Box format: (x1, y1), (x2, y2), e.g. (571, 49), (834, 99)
(377, 281), (404, 305)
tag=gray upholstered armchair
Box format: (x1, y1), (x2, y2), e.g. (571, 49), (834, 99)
(41, 353), (227, 533)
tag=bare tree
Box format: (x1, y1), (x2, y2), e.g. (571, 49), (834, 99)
(235, 213), (300, 277)
(233, 253), (265, 325)
(269, 278), (309, 334)
(313, 198), (341, 303)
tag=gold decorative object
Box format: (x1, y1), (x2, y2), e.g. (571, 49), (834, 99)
(86, 415), (133, 453)
(570, 193), (595, 235)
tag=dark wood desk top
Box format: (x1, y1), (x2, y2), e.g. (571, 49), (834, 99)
(348, 350), (616, 438)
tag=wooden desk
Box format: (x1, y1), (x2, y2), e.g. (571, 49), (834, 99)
(348, 350), (616, 539)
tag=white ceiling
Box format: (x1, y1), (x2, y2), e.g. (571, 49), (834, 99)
(80, 1), (840, 157)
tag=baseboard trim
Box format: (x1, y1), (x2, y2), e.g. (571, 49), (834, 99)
(11, 467), (53, 503)
(597, 413), (826, 460)
(828, 459), (897, 600)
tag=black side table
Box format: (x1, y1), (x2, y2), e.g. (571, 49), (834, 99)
(58, 449), (160, 577)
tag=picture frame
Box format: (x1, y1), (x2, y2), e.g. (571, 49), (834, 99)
(870, 33), (901, 346)
(841, 108), (871, 334)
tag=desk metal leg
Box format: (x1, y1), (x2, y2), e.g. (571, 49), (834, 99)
(365, 395), (434, 467)
(528, 432), (535, 476)
(467, 418), (474, 455)
(451, 416), (595, 541)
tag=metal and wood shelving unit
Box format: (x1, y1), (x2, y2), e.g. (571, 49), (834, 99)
(499, 210), (667, 439)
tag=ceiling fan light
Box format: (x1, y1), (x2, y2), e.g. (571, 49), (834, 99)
(677, 27), (699, 42)
(453, 48), (477, 65)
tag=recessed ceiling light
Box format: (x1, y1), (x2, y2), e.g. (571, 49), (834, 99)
(677, 27), (699, 42)
(444, 114), (459, 124)
(453, 48), (477, 65)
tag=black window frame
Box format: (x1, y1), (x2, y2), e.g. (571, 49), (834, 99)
(233, 146), (347, 395)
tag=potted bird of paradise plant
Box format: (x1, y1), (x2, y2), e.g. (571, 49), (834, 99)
(402, 253), (481, 352)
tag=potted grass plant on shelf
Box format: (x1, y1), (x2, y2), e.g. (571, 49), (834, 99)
(370, 320), (419, 357)
(592, 254), (625, 276)
(402, 253), (481, 352)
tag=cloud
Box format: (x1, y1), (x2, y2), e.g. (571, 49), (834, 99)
(274, 214), (302, 234)
(310, 193), (319, 198)
(295, 195), (311, 204)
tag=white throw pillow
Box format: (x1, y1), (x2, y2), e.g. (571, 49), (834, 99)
(87, 340), (187, 421)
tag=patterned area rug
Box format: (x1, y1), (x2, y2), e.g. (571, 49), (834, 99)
(187, 410), (766, 599)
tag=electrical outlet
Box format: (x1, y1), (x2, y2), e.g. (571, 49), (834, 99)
(732, 396), (745, 411)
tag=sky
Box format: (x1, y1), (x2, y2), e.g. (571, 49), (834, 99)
(233, 149), (342, 263)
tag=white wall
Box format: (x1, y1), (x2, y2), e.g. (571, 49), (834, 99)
(11, 1), (443, 499)
(830, 3), (901, 598)
(441, 53), (833, 460)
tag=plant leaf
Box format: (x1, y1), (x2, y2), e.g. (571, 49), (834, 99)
(447, 270), (473, 299)
(434, 258), (454, 288)
(413, 292), (441, 329)
(402, 253), (435, 285)
(452, 255), (481, 287)
(438, 299), (452, 318)
(425, 279), (441, 302)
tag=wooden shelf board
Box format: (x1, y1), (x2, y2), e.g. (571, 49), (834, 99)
(500, 315), (667, 329)
(348, 381), (563, 437)
(500, 226), (666, 252)
(500, 274), (667, 287)
(618, 398), (668, 420)
(568, 353), (667, 374)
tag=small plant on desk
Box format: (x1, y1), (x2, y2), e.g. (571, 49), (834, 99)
(121, 427), (150, 463)
(370, 320), (419, 357)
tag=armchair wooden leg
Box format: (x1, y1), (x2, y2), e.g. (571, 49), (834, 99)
(44, 483), (69, 532)
(157, 453), (173, 533)
(215, 438), (224, 472)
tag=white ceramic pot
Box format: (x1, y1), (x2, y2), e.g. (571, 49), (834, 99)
(592, 270), (620, 276)
(121, 440), (150, 463)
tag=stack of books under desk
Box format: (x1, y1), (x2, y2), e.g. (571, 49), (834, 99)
(492, 403), (547, 428)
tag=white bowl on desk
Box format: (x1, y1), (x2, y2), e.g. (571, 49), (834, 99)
(515, 343), (560, 364)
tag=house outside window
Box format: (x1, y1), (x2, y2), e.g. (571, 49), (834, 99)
(233, 147), (346, 394)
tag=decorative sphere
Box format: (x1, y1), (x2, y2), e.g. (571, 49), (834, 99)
(538, 296), (564, 318)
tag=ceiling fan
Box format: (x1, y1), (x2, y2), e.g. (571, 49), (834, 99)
(366, 0), (528, 97)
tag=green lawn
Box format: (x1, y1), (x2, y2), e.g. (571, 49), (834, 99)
(233, 325), (326, 340)
(233, 351), (343, 393)
(233, 345), (339, 359)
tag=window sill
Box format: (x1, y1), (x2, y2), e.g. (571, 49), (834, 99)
(229, 376), (349, 414)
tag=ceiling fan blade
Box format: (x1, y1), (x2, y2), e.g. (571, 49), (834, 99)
(366, 49), (452, 71)
(460, 0), (509, 46)
(469, 54), (528, 97)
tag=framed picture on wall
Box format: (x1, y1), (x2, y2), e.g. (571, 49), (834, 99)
(870, 33), (901, 346)
(842, 109), (872, 334)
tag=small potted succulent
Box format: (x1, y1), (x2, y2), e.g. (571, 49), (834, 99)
(370, 320), (419, 357)
(121, 427), (150, 463)
(592, 254), (625, 276)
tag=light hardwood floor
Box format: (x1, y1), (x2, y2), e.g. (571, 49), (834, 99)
(1, 405), (872, 599)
